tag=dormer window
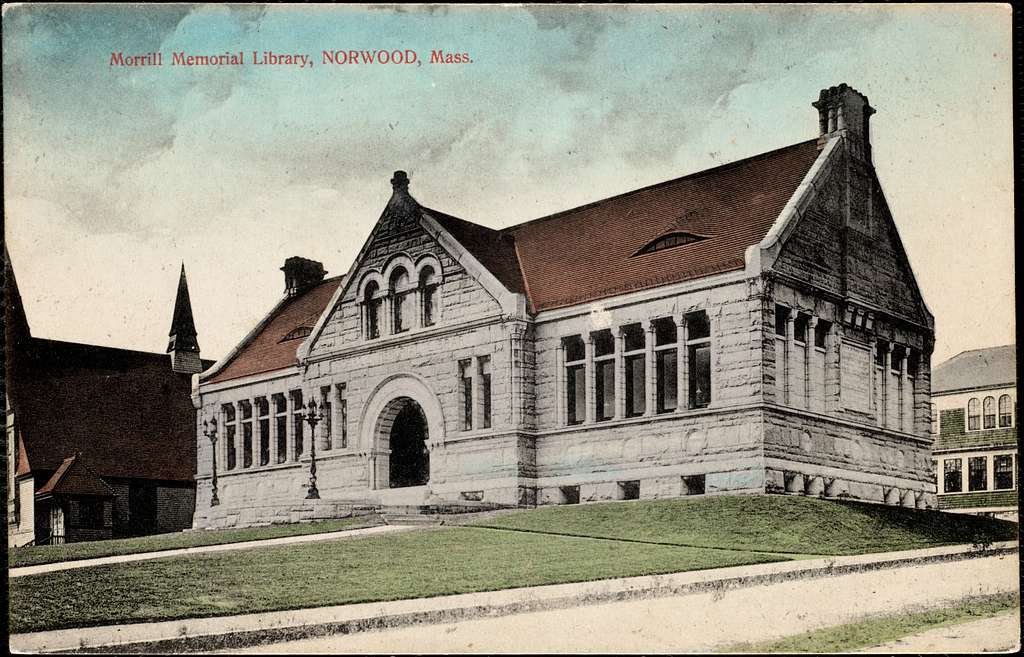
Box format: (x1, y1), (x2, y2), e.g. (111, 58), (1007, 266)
(633, 232), (707, 256)
(279, 326), (312, 343)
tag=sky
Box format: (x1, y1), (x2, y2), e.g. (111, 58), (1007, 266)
(3, 3), (1014, 366)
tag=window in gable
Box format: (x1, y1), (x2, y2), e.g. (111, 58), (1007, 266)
(633, 232), (707, 256)
(279, 326), (313, 343)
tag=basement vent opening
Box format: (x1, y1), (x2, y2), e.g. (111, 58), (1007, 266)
(279, 326), (313, 343)
(633, 231), (708, 256)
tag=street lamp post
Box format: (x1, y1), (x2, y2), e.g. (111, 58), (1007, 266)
(202, 417), (220, 506)
(303, 398), (323, 500)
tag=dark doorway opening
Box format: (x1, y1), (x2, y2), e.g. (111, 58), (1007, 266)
(389, 400), (430, 488)
(128, 482), (157, 536)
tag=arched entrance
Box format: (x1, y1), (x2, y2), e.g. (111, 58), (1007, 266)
(382, 397), (430, 488)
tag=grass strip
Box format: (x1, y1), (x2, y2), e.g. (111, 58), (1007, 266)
(8, 516), (379, 568)
(470, 495), (1018, 556)
(718, 591), (1020, 653)
(8, 526), (783, 634)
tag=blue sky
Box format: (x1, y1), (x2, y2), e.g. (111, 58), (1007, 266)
(3, 4), (1013, 364)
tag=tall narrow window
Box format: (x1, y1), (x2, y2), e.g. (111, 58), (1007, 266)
(320, 386), (332, 450)
(983, 396), (996, 429)
(994, 455), (1014, 490)
(794, 313), (809, 344)
(390, 267), (413, 334)
(257, 397), (270, 466)
(622, 324), (645, 417)
(813, 319), (830, 349)
(274, 394), (287, 463)
(654, 317), (677, 413)
(968, 456), (987, 491)
(774, 305), (790, 336)
(998, 395), (1012, 427)
(907, 350), (920, 377)
(240, 401), (253, 468)
(687, 311), (711, 409)
(223, 403), (236, 470)
(479, 356), (492, 429)
(460, 359), (473, 431)
(943, 458), (962, 493)
(364, 281), (381, 339)
(338, 384), (348, 449)
(967, 398), (980, 431)
(875, 340), (888, 367)
(564, 335), (585, 425)
(593, 329), (615, 421)
(890, 345), (905, 374)
(420, 266), (439, 327)
(291, 390), (304, 457)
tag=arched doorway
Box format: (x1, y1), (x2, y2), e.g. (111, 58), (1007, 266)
(386, 398), (429, 488)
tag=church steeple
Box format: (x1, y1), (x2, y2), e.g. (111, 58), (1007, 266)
(167, 264), (201, 374)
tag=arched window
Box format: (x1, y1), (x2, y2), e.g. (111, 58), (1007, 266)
(967, 397), (980, 431)
(419, 265), (439, 327)
(389, 267), (413, 333)
(364, 280), (381, 339)
(983, 396), (996, 429)
(998, 395), (1013, 427)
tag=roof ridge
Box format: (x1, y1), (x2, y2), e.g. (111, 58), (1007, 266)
(503, 138), (819, 235)
(30, 337), (172, 360)
(939, 343), (1016, 363)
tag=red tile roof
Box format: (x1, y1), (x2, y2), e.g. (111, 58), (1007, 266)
(206, 276), (343, 384)
(208, 140), (821, 382)
(37, 454), (116, 498)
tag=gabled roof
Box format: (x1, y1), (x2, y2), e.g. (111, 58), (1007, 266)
(9, 338), (212, 481)
(206, 276), (343, 384)
(36, 454), (116, 498)
(932, 344), (1017, 394)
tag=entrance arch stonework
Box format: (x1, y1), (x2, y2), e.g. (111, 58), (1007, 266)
(359, 374), (446, 489)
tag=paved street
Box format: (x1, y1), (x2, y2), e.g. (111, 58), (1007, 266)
(215, 551), (1018, 654)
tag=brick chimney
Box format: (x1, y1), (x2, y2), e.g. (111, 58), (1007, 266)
(812, 84), (875, 161)
(281, 257), (327, 297)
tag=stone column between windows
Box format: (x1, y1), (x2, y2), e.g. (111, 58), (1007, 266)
(555, 342), (566, 425)
(913, 353), (931, 438)
(676, 316), (688, 411)
(510, 324), (526, 428)
(268, 396), (278, 465)
(883, 343), (894, 430)
(899, 350), (909, 432)
(708, 311), (719, 407)
(413, 287), (423, 330)
(384, 294), (394, 335)
(805, 317), (816, 411)
(827, 326), (841, 413)
(471, 355), (483, 430)
(961, 457), (968, 494)
(785, 314), (796, 406)
(613, 328), (626, 420)
(644, 320), (657, 417)
(286, 394), (297, 462)
(584, 335), (595, 424)
(986, 455), (995, 493)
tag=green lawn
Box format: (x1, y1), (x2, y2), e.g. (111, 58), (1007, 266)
(8, 516), (379, 568)
(471, 495), (1019, 555)
(8, 526), (782, 634)
(719, 592), (1020, 653)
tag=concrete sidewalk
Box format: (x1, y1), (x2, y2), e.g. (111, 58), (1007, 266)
(9, 541), (1017, 654)
(8, 524), (416, 579)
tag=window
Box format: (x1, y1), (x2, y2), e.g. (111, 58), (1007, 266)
(593, 330), (615, 421)
(682, 474), (706, 495)
(774, 305), (790, 337)
(561, 485), (580, 504)
(338, 385), (348, 449)
(320, 387), (332, 450)
(943, 458), (962, 493)
(240, 401), (253, 468)
(998, 395), (1013, 427)
(890, 345), (905, 374)
(291, 390), (304, 457)
(813, 320), (830, 349)
(633, 231), (707, 256)
(622, 324), (644, 418)
(687, 311), (711, 409)
(460, 359), (473, 430)
(564, 336), (585, 425)
(968, 456), (987, 491)
(653, 317), (677, 413)
(875, 340), (888, 367)
(257, 397), (270, 466)
(364, 281), (381, 339)
(794, 313), (809, 344)
(420, 266), (439, 327)
(77, 499), (105, 529)
(983, 396), (996, 429)
(279, 326), (312, 342)
(619, 480), (640, 500)
(223, 403), (236, 470)
(479, 357), (492, 429)
(907, 350), (920, 377)
(274, 394), (287, 463)
(994, 455), (1014, 490)
(390, 267), (412, 334)
(967, 398), (980, 431)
